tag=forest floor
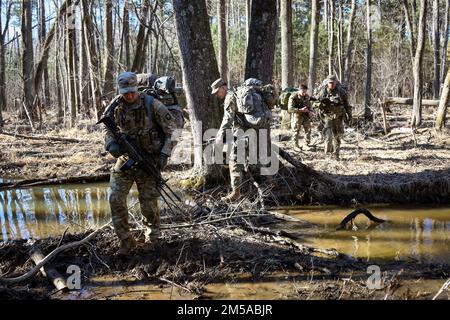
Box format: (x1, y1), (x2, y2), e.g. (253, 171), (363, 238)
(0, 107), (450, 300)
(1, 107), (449, 192)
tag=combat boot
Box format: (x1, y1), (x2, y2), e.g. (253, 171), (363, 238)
(144, 227), (161, 243)
(221, 188), (242, 202)
(118, 237), (137, 255)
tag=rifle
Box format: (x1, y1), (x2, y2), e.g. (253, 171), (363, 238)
(97, 116), (182, 214)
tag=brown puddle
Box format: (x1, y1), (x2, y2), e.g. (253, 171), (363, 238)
(275, 205), (450, 264)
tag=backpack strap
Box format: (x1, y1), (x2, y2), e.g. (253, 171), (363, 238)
(142, 94), (155, 129)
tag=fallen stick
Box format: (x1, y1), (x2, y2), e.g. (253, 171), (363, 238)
(0, 174), (111, 191)
(0, 222), (112, 285)
(336, 208), (386, 231)
(0, 131), (82, 143)
(30, 249), (68, 292)
(432, 278), (450, 300)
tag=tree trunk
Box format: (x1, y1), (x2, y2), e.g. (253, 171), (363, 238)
(337, 1), (343, 81)
(131, 0), (150, 73)
(327, 0), (335, 76)
(411, 0), (427, 127)
(245, 0), (278, 83)
(308, 0), (320, 93)
(120, 0), (130, 69)
(440, 0), (449, 87)
(246, 0), (251, 47)
(173, 0), (223, 180)
(432, 0), (440, 99)
(38, 0), (50, 107)
(21, 0), (35, 122)
(343, 0), (356, 85)
(34, 0), (75, 100)
(81, 0), (103, 120)
(435, 68), (450, 129)
(218, 0), (228, 83)
(103, 0), (115, 100)
(401, 0), (416, 63)
(364, 0), (373, 120)
(67, 4), (77, 128)
(280, 0), (293, 89)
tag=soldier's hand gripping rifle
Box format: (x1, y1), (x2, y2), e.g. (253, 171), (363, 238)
(97, 116), (182, 214)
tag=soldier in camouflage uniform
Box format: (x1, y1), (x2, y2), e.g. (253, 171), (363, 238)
(102, 72), (176, 255)
(313, 75), (351, 160)
(211, 78), (273, 202)
(287, 84), (312, 150)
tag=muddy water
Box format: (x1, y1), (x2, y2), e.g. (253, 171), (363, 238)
(275, 205), (450, 264)
(1, 181), (449, 299)
(0, 182), (119, 241)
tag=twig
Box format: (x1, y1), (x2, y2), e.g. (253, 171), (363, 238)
(432, 278), (450, 300)
(0, 222), (112, 284)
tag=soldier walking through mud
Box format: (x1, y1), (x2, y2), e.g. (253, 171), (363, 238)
(102, 72), (176, 255)
(313, 75), (352, 160)
(211, 78), (274, 202)
(288, 84), (313, 151)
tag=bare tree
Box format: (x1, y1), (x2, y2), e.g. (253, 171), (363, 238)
(81, 0), (102, 120)
(280, 0), (293, 89)
(38, 0), (50, 107)
(308, 0), (320, 92)
(119, 0), (130, 69)
(218, 0), (228, 83)
(364, 0), (373, 120)
(440, 0), (449, 87)
(173, 0), (223, 180)
(103, 0), (115, 100)
(67, 3), (77, 128)
(411, 0), (427, 127)
(435, 67), (450, 129)
(21, 0), (35, 124)
(131, 0), (150, 73)
(432, 0), (440, 99)
(245, 0), (278, 83)
(327, 0), (335, 76)
(343, 0), (356, 85)
(0, 0), (13, 126)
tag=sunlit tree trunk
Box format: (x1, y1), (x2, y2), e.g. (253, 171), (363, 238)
(432, 0), (440, 99)
(21, 0), (35, 124)
(308, 0), (320, 92)
(343, 0), (356, 85)
(411, 0), (427, 127)
(435, 68), (450, 129)
(103, 0), (115, 100)
(280, 0), (293, 89)
(364, 0), (373, 120)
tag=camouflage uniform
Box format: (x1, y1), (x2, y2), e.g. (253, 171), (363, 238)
(103, 92), (176, 242)
(313, 85), (350, 158)
(287, 92), (312, 148)
(216, 90), (272, 191)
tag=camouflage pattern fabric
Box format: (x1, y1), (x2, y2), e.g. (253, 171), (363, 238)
(288, 92), (312, 147)
(102, 93), (175, 240)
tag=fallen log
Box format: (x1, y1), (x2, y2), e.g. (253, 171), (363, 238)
(384, 97), (450, 107)
(336, 208), (386, 231)
(0, 131), (82, 143)
(0, 174), (111, 191)
(30, 249), (68, 292)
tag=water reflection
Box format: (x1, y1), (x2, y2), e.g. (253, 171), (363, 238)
(0, 181), (138, 241)
(284, 206), (450, 264)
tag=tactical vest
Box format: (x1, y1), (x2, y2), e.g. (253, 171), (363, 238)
(112, 94), (164, 155)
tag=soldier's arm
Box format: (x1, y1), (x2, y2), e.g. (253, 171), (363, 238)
(102, 96), (120, 151)
(287, 94), (298, 114)
(341, 91), (352, 117)
(216, 93), (236, 142)
(153, 99), (176, 156)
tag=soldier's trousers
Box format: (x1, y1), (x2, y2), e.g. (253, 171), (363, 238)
(324, 117), (344, 156)
(109, 168), (160, 241)
(291, 115), (311, 147)
(229, 128), (272, 190)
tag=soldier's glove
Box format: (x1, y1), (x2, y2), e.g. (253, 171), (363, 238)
(159, 153), (169, 171)
(107, 142), (123, 158)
